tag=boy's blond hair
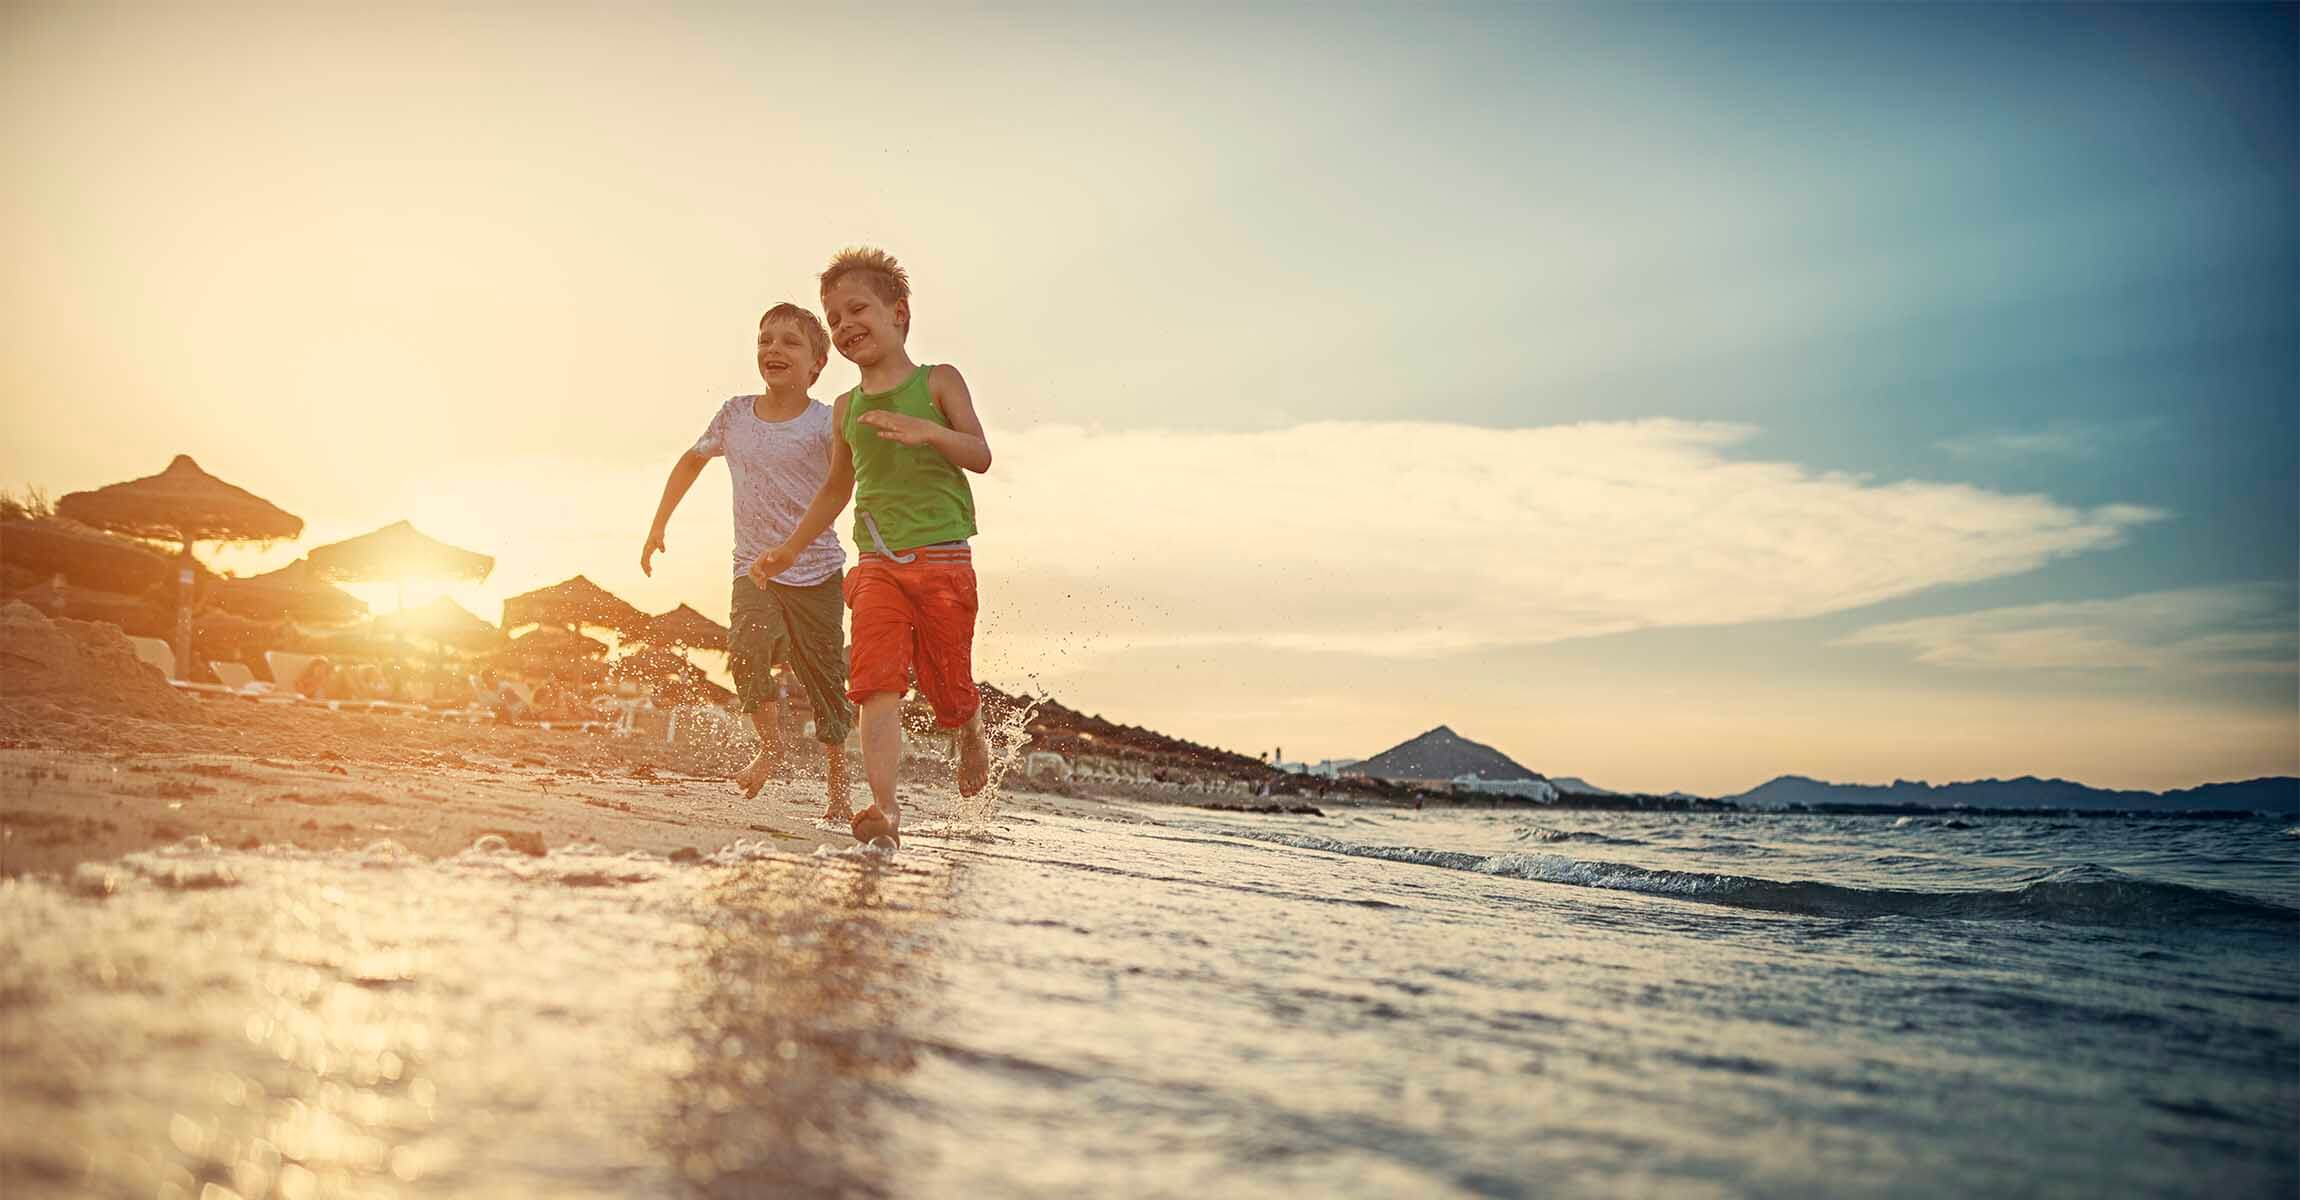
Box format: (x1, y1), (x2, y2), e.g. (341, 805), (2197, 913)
(819, 246), (911, 334)
(759, 302), (829, 362)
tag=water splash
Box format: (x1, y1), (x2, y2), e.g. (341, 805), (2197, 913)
(965, 691), (1043, 825)
(665, 703), (753, 776)
(889, 691), (1041, 840)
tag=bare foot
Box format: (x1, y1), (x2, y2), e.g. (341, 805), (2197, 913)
(821, 747), (852, 823)
(957, 721), (990, 797)
(850, 805), (899, 847)
(733, 751), (776, 799)
(822, 777), (852, 824)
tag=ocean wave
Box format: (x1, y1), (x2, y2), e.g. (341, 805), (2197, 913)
(1891, 816), (1977, 830)
(1512, 827), (1646, 846)
(1233, 832), (2298, 928)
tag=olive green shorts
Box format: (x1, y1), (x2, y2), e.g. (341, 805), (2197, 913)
(728, 572), (853, 744)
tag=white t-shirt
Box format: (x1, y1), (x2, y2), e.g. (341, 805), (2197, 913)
(691, 395), (847, 586)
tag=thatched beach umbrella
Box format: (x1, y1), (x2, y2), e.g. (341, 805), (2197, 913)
(293, 625), (407, 660)
(373, 596), (506, 655)
(214, 557), (370, 624)
(192, 608), (291, 667)
(0, 582), (170, 639)
(306, 520), (495, 610)
(491, 626), (610, 684)
(643, 603), (729, 651)
(501, 575), (649, 639)
(0, 516), (190, 597)
(505, 625), (608, 658)
(56, 455), (303, 675)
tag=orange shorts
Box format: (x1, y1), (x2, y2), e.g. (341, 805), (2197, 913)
(842, 545), (980, 728)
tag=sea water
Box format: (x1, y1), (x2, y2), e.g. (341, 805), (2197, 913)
(2, 806), (2293, 1198)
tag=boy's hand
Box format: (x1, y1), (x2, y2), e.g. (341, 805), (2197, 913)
(858, 409), (938, 447)
(748, 544), (797, 588)
(640, 529), (667, 576)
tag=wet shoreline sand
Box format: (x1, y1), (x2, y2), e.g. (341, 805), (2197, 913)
(0, 697), (1204, 881)
(0, 601), (1307, 880)
(0, 736), (853, 882)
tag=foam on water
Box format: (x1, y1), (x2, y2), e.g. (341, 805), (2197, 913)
(0, 836), (949, 1198)
(4, 806), (2294, 1198)
(1218, 828), (2300, 927)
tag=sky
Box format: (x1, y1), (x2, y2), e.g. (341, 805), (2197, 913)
(2, 3), (2293, 795)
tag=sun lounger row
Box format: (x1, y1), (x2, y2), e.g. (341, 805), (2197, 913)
(127, 636), (639, 734)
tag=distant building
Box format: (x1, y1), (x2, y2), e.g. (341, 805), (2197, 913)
(1275, 758), (1360, 779)
(1451, 774), (1557, 802)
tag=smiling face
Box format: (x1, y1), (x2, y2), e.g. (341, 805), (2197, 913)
(756, 316), (828, 388)
(821, 275), (909, 368)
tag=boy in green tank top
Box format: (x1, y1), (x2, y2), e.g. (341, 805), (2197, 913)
(751, 247), (995, 847)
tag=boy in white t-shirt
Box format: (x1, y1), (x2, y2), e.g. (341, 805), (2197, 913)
(642, 303), (853, 820)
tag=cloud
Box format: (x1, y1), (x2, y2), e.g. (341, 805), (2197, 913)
(1934, 420), (2155, 461)
(190, 422), (2165, 688)
(973, 420), (2158, 664)
(1838, 583), (2297, 673)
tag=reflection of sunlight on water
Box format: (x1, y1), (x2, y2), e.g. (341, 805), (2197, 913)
(0, 837), (948, 1200)
(665, 857), (949, 1197)
(4, 812), (2296, 1197)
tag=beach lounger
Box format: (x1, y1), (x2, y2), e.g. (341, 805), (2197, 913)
(207, 660), (292, 702)
(593, 690), (650, 737)
(262, 651), (319, 699)
(128, 636), (234, 696)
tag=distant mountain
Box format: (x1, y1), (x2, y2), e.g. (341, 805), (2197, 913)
(1724, 774), (2299, 814)
(1357, 726), (1543, 782)
(1550, 776), (1617, 797)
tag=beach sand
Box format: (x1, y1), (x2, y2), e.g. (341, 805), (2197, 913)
(0, 601), (1092, 878)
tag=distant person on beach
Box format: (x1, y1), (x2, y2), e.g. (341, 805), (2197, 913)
(642, 302), (856, 821)
(293, 656), (333, 700)
(472, 667), (528, 721)
(750, 247), (995, 848)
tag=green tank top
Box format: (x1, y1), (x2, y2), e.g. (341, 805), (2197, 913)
(843, 365), (978, 553)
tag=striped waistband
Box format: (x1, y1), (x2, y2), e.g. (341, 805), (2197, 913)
(858, 539), (970, 565)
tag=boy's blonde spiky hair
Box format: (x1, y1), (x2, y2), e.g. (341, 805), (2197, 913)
(819, 246), (911, 333)
(758, 301), (829, 362)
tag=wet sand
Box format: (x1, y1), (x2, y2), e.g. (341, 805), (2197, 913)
(0, 602), (1254, 880)
(0, 740), (852, 879)
(0, 689), (1187, 883)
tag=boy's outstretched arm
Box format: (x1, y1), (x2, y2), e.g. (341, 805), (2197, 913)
(642, 450), (711, 576)
(855, 364), (993, 473)
(749, 396), (858, 585)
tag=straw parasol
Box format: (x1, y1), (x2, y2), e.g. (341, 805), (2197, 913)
(0, 516), (189, 597)
(505, 625), (608, 658)
(0, 582), (171, 638)
(491, 626), (610, 684)
(612, 643), (737, 707)
(192, 608), (292, 667)
(501, 575), (649, 639)
(642, 604), (730, 651)
(306, 520), (494, 611)
(55, 455), (303, 546)
(373, 596), (507, 654)
(56, 455), (303, 675)
(213, 557), (370, 624)
(292, 625), (408, 660)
